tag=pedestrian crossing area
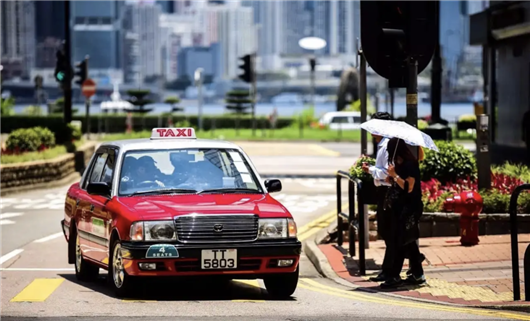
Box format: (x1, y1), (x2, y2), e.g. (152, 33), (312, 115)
(0, 192), (67, 211)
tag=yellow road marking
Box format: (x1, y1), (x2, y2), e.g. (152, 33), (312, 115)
(298, 206), (347, 242)
(11, 278), (64, 302)
(307, 144), (341, 157)
(298, 278), (530, 320)
(234, 279), (261, 288)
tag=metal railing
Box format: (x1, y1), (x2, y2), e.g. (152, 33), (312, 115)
(336, 170), (376, 276)
(510, 184), (530, 301)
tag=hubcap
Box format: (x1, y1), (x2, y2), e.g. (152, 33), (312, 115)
(75, 233), (82, 272)
(112, 243), (125, 288)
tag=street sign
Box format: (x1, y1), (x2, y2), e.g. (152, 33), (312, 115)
(81, 78), (96, 98)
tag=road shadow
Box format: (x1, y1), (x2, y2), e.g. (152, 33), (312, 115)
(58, 273), (296, 302)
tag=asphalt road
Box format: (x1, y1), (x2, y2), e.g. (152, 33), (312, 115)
(2, 180), (529, 320)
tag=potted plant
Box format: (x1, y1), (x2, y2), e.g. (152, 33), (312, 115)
(349, 155), (378, 205)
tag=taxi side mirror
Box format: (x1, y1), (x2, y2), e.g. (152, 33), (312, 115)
(265, 179), (282, 193)
(87, 182), (111, 198)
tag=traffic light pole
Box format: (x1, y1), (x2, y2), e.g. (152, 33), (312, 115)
(251, 54), (257, 136)
(63, 0), (72, 124)
(406, 57), (419, 158)
(84, 57), (90, 140)
(359, 49), (367, 156)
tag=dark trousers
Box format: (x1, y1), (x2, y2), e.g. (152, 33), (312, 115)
(376, 186), (393, 274)
(389, 241), (424, 278)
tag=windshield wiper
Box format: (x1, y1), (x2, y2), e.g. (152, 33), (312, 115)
(196, 188), (261, 194)
(129, 188), (198, 196)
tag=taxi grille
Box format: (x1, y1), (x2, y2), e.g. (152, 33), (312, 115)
(174, 214), (259, 243)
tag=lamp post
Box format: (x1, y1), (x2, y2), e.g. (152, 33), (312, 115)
(298, 37), (327, 108)
(194, 68), (204, 131)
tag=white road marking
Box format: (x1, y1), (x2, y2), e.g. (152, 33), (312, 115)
(0, 213), (24, 220)
(33, 232), (63, 243)
(0, 268), (74, 271)
(0, 249), (24, 265)
(0, 220), (16, 225)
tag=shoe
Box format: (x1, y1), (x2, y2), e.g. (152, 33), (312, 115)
(404, 274), (426, 285)
(407, 253), (426, 276)
(369, 272), (387, 282)
(380, 277), (403, 289)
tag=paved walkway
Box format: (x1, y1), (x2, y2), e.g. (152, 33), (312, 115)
(319, 234), (530, 307)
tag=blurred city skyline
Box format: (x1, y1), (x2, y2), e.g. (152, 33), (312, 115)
(1, 0), (488, 103)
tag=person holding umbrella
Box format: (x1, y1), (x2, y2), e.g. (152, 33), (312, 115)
(360, 118), (438, 288)
(360, 112), (394, 282)
(380, 137), (426, 288)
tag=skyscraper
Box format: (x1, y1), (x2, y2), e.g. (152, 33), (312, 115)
(71, 1), (123, 84)
(1, 0), (36, 79)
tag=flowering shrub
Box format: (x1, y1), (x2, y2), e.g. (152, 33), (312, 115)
(350, 155), (376, 183)
(420, 172), (529, 213)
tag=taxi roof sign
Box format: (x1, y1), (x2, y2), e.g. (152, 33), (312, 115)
(150, 127), (196, 139)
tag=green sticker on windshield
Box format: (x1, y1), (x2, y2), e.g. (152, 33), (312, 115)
(146, 244), (179, 258)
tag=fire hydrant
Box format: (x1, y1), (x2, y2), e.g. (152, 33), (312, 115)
(444, 191), (483, 246)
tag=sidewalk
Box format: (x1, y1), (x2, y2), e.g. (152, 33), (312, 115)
(307, 233), (530, 311)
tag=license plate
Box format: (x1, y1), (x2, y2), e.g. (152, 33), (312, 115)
(201, 249), (237, 269)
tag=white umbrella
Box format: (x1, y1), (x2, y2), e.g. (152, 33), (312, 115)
(360, 119), (439, 152)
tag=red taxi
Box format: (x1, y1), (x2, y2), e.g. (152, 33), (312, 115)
(61, 128), (301, 297)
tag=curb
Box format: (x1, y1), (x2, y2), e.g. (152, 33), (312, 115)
(303, 228), (530, 313)
(0, 172), (80, 197)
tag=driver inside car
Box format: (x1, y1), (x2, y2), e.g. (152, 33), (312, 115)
(121, 155), (165, 190)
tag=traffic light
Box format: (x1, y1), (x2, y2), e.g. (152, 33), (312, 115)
(74, 58), (88, 86)
(54, 47), (72, 84)
(360, 1), (437, 87)
(238, 54), (255, 83)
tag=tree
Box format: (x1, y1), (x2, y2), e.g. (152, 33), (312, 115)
(126, 89), (153, 130)
(225, 89), (252, 135)
(164, 96), (184, 127)
(1, 97), (15, 116)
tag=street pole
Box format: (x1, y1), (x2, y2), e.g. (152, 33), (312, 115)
(309, 57), (316, 109)
(195, 68), (203, 131)
(63, 0), (72, 124)
(84, 56), (90, 140)
(431, 0), (442, 123)
(390, 87), (394, 119)
(359, 49), (367, 155)
(251, 53), (257, 136)
(406, 57), (419, 159)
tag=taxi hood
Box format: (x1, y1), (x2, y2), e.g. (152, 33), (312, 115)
(114, 193), (290, 220)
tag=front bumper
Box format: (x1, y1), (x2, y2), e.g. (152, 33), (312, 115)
(120, 239), (301, 277)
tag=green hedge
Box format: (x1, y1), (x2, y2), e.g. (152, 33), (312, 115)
(0, 115), (294, 135)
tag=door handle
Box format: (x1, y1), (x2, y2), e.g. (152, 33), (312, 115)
(90, 204), (94, 211)
(76, 199), (80, 206)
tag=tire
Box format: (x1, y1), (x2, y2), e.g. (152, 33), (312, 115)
(72, 227), (99, 282)
(108, 238), (135, 298)
(263, 265), (299, 298)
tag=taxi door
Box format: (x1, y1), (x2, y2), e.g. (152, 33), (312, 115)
(85, 148), (117, 264)
(77, 148), (109, 262)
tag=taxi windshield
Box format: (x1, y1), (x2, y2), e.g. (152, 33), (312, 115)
(117, 148), (263, 196)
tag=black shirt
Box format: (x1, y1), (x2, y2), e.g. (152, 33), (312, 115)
(394, 159), (422, 209)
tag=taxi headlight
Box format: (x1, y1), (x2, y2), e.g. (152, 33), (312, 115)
(129, 221), (176, 241)
(258, 218), (297, 239)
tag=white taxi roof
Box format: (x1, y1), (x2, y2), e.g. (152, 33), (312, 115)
(100, 128), (243, 154)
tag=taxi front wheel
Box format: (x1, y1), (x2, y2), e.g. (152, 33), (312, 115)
(108, 238), (135, 297)
(263, 265), (299, 299)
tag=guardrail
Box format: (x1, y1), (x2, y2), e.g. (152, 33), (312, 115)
(336, 170), (377, 276)
(510, 184), (530, 301)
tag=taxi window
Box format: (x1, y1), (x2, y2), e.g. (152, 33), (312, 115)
(86, 153), (108, 187)
(118, 148), (262, 196)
